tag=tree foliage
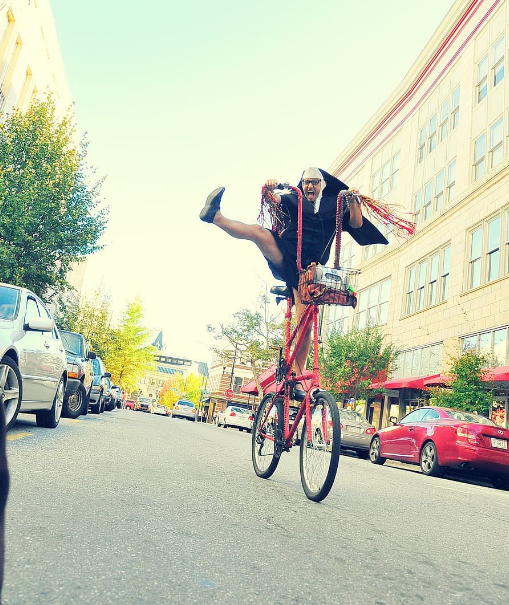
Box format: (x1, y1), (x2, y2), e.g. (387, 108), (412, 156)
(0, 97), (108, 297)
(427, 350), (494, 415)
(320, 325), (400, 401)
(57, 293), (157, 394)
(207, 290), (284, 396)
(100, 299), (158, 394)
(159, 373), (203, 409)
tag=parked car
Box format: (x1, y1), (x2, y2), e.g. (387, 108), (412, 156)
(138, 397), (154, 413)
(154, 404), (170, 417)
(59, 329), (96, 419)
(172, 399), (198, 421)
(124, 399), (137, 411)
(88, 356), (111, 414)
(216, 405), (254, 432)
(369, 406), (509, 488)
(102, 377), (116, 411)
(110, 386), (123, 408)
(339, 409), (376, 458)
(0, 282), (67, 430)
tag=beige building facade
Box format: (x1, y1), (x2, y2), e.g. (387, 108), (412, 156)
(325, 0), (509, 428)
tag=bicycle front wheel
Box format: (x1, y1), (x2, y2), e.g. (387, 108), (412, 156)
(299, 390), (341, 502)
(252, 394), (283, 479)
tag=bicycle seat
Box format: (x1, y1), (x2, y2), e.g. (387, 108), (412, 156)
(270, 285), (290, 298)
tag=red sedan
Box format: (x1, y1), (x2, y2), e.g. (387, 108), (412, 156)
(369, 406), (509, 489)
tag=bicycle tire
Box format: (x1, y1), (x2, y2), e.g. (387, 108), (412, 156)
(252, 394), (284, 479)
(299, 390), (341, 502)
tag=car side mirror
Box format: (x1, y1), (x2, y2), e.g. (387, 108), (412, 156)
(88, 351), (97, 360)
(26, 317), (55, 332)
(103, 372), (111, 378)
(389, 416), (399, 425)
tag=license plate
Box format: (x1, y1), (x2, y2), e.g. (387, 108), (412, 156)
(491, 438), (508, 449)
(346, 426), (362, 434)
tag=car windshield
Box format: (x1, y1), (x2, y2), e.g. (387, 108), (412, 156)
(229, 407), (248, 414)
(442, 408), (497, 426)
(340, 410), (368, 423)
(178, 401), (194, 407)
(60, 332), (82, 355)
(0, 285), (20, 321)
(91, 358), (102, 374)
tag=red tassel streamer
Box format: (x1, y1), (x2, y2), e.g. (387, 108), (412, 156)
(354, 194), (416, 238)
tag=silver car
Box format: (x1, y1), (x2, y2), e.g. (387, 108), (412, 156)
(0, 282), (67, 430)
(338, 409), (376, 458)
(216, 405), (254, 432)
(172, 399), (197, 421)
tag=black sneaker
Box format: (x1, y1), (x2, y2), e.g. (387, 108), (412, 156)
(200, 187), (225, 223)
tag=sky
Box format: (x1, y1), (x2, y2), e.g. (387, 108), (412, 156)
(49, 0), (454, 364)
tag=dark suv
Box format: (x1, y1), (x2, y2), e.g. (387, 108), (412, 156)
(89, 356), (111, 414)
(59, 330), (97, 419)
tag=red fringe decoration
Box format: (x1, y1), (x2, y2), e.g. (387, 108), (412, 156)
(258, 186), (288, 234)
(354, 194), (416, 239)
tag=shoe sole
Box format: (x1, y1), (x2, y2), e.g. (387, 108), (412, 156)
(200, 187), (225, 223)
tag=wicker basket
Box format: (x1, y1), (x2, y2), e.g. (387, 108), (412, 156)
(298, 263), (359, 307)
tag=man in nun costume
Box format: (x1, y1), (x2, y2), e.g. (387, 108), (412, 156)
(200, 167), (388, 397)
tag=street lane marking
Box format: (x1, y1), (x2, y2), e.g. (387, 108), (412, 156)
(6, 433), (32, 441)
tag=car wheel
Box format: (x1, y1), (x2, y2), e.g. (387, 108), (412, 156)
(81, 391), (90, 416)
(36, 377), (64, 429)
(356, 450), (370, 460)
(1, 356), (23, 430)
(90, 395), (102, 414)
(62, 384), (87, 419)
(369, 436), (386, 465)
(420, 441), (444, 477)
(489, 475), (509, 490)
(99, 396), (106, 413)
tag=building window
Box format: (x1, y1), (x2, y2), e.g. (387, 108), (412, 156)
(406, 267), (415, 315)
(371, 170), (380, 199)
(477, 55), (488, 102)
(405, 245), (450, 315)
(469, 227), (482, 289)
(439, 100), (449, 142)
(416, 261), (427, 311)
(490, 117), (503, 168)
(428, 113), (437, 152)
(435, 170), (445, 211)
(395, 343), (443, 378)
(391, 152), (400, 189)
(233, 376), (243, 393)
(328, 303), (352, 336)
(493, 36), (505, 87)
(446, 159), (456, 203)
(451, 87), (460, 129)
(356, 278), (391, 329)
(473, 134), (486, 180)
(428, 253), (439, 306)
(418, 126), (426, 163)
(461, 326), (509, 366)
(423, 181), (433, 220)
(371, 150), (400, 200)
(441, 246), (451, 301)
(413, 191), (422, 226)
(380, 160), (391, 197)
(487, 216), (501, 282)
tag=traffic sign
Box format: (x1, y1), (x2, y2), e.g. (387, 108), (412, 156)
(225, 388), (234, 399)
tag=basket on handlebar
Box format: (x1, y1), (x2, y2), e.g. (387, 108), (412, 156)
(298, 262), (359, 307)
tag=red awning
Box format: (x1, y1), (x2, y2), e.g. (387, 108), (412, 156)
(423, 374), (452, 387)
(482, 366), (509, 382)
(371, 373), (441, 390)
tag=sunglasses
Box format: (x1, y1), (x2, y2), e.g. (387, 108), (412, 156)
(303, 179), (321, 186)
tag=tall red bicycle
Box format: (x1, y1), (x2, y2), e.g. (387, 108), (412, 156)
(251, 184), (360, 502)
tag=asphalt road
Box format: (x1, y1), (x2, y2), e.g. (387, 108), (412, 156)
(3, 410), (509, 605)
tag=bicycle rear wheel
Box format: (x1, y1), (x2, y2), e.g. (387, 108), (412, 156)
(299, 390), (341, 502)
(252, 394), (284, 479)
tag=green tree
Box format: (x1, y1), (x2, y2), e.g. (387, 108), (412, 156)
(207, 290), (284, 397)
(102, 299), (157, 394)
(56, 289), (114, 359)
(160, 373), (203, 409)
(427, 349), (494, 415)
(320, 325), (400, 401)
(0, 97), (107, 297)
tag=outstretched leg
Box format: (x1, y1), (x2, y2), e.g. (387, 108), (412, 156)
(200, 188), (285, 270)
